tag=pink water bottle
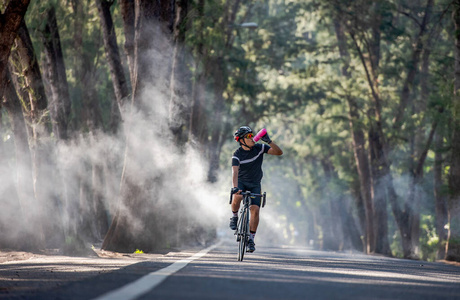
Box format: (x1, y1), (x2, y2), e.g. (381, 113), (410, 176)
(253, 128), (267, 142)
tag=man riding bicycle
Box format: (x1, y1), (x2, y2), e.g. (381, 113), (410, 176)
(230, 126), (283, 252)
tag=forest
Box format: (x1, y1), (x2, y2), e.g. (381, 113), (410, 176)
(0, 0), (460, 262)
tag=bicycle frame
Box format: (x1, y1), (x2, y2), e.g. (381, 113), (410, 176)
(230, 190), (266, 261)
(237, 194), (250, 261)
(237, 193), (252, 240)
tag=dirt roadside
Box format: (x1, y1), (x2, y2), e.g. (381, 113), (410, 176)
(0, 251), (35, 264)
(0, 247), (147, 263)
(0, 248), (167, 298)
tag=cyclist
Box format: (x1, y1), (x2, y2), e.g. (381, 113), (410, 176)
(230, 126), (283, 252)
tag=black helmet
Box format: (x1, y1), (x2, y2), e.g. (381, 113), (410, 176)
(234, 126), (253, 142)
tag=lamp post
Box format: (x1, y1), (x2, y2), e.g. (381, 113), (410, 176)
(238, 22), (258, 29)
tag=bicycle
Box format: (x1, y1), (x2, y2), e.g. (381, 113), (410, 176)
(229, 189), (266, 261)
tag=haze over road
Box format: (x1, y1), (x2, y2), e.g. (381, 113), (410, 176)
(1, 240), (459, 300)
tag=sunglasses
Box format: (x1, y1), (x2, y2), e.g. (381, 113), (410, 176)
(245, 133), (254, 139)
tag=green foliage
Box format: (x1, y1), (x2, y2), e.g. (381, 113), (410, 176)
(390, 229), (404, 258)
(420, 214), (439, 262)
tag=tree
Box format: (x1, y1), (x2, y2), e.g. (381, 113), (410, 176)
(334, 17), (376, 254)
(447, 0), (460, 262)
(331, 0), (435, 258)
(0, 0), (30, 98)
(102, 0), (176, 252)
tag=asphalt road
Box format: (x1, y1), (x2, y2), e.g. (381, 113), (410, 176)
(1, 240), (460, 300)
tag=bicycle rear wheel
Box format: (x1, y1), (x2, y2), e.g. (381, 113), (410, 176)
(238, 209), (248, 261)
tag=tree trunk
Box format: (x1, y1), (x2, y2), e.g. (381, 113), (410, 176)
(131, 0), (173, 103)
(407, 41), (433, 257)
(97, 0), (129, 131)
(446, 0), (460, 262)
(41, 6), (87, 254)
(350, 178), (366, 251)
(351, 19), (393, 255)
(13, 21), (49, 126)
(368, 123), (391, 255)
(2, 69), (31, 188)
(5, 62), (37, 224)
(102, 0), (175, 252)
(190, 65), (208, 143)
(120, 0), (136, 80)
(408, 120), (438, 258)
(204, 0), (240, 181)
(349, 97), (376, 254)
(93, 163), (109, 239)
(2, 68), (43, 250)
(434, 131), (448, 259)
(334, 20), (376, 254)
(207, 57), (226, 182)
(0, 118), (25, 250)
(189, 0), (207, 143)
(80, 46), (103, 133)
(102, 0), (138, 252)
(340, 195), (363, 251)
(8, 20), (59, 249)
(40, 7), (71, 140)
(320, 159), (344, 251)
(71, 0), (84, 82)
(0, 0), (30, 99)
(73, 3), (110, 243)
(10, 19), (51, 179)
(169, 0), (190, 145)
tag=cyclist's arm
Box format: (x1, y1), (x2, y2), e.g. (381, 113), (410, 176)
(232, 166), (239, 188)
(267, 141), (283, 155)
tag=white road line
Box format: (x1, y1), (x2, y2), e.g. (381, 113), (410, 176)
(92, 241), (222, 300)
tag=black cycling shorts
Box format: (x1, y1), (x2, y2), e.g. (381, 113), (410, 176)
(237, 181), (262, 207)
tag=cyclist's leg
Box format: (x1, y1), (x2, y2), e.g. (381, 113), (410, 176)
(231, 193), (243, 213)
(249, 205), (260, 232)
(248, 204), (260, 252)
(248, 182), (261, 235)
(248, 203), (259, 252)
(230, 182), (246, 230)
(231, 181), (246, 212)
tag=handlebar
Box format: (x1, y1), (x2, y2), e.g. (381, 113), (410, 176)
(229, 189), (267, 207)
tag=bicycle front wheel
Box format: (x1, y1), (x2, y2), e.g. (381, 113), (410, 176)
(238, 209), (248, 261)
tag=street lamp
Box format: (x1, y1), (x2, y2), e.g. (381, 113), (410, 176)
(229, 22), (259, 30)
(238, 22), (258, 29)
